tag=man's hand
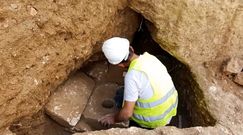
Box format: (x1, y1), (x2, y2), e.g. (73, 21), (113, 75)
(98, 101), (135, 127)
(98, 113), (115, 127)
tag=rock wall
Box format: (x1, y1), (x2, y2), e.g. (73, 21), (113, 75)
(129, 0), (243, 134)
(0, 0), (140, 130)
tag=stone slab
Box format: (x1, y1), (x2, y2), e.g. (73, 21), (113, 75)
(83, 83), (118, 130)
(45, 72), (95, 127)
(81, 83), (128, 130)
(83, 83), (118, 119)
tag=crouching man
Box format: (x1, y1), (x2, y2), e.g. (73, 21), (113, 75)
(99, 37), (178, 129)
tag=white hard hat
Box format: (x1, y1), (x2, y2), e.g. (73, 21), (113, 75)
(102, 37), (130, 65)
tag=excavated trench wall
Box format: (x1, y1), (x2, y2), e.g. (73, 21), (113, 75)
(0, 0), (140, 132)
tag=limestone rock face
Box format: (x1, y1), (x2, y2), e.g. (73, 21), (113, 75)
(45, 72), (95, 127)
(0, 0), (140, 130)
(129, 0), (243, 134)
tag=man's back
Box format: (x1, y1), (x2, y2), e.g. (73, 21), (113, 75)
(124, 52), (175, 101)
(125, 52), (178, 128)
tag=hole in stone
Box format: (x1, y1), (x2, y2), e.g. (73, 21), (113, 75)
(102, 99), (115, 109)
(9, 17), (216, 135)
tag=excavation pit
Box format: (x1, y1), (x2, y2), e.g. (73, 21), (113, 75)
(9, 19), (216, 135)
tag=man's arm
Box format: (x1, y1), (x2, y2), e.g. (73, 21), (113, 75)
(98, 101), (135, 126)
(114, 100), (136, 122)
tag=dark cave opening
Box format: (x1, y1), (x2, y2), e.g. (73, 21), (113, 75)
(130, 18), (216, 128)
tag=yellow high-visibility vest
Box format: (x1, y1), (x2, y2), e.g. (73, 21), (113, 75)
(129, 52), (178, 128)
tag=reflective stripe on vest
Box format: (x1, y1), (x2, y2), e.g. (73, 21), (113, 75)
(128, 52), (178, 128)
(136, 87), (176, 108)
(133, 97), (178, 122)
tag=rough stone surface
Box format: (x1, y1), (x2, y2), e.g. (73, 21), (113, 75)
(76, 124), (239, 135)
(0, 0), (140, 130)
(83, 60), (125, 85)
(74, 127), (150, 135)
(9, 110), (71, 135)
(45, 72), (95, 127)
(74, 117), (93, 132)
(223, 57), (243, 74)
(83, 83), (118, 121)
(0, 128), (16, 135)
(80, 83), (128, 130)
(234, 72), (243, 86)
(84, 61), (109, 82)
(129, 0), (243, 134)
